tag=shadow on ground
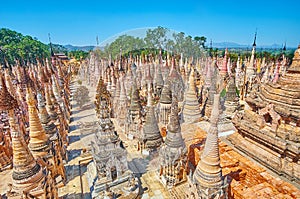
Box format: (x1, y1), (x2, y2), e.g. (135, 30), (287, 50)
(65, 164), (87, 183)
(128, 158), (149, 177)
(69, 124), (78, 132)
(68, 149), (82, 161)
(68, 135), (80, 145)
(61, 192), (91, 199)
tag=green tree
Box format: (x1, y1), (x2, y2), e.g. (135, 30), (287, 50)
(0, 28), (49, 67)
(144, 26), (169, 49)
(68, 50), (89, 61)
(104, 35), (145, 58)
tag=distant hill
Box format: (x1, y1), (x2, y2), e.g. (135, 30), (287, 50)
(213, 42), (291, 49)
(63, 42), (292, 52)
(64, 44), (95, 52)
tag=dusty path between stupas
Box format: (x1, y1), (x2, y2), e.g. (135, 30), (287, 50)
(59, 78), (174, 198)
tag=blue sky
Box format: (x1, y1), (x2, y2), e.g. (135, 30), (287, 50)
(0, 0), (299, 47)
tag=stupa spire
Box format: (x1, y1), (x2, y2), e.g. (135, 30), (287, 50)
(253, 30), (257, 47)
(0, 74), (18, 111)
(26, 87), (50, 158)
(220, 48), (228, 77)
(159, 82), (172, 125)
(142, 87), (162, 150)
(159, 97), (187, 187)
(182, 68), (201, 123)
(37, 92), (58, 139)
(10, 116), (46, 196)
(165, 98), (184, 147)
(193, 94), (228, 198)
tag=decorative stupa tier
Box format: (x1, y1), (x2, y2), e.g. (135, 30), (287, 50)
(126, 80), (142, 140)
(45, 84), (60, 126)
(224, 75), (239, 118)
(116, 77), (128, 128)
(230, 45), (300, 186)
(182, 68), (201, 123)
(51, 75), (69, 129)
(37, 91), (67, 163)
(142, 88), (162, 150)
(242, 33), (257, 99)
(91, 98), (131, 195)
(159, 83), (172, 126)
(190, 94), (228, 198)
(0, 74), (19, 171)
(0, 129), (12, 170)
(165, 57), (185, 102)
(112, 77), (121, 117)
(7, 113), (58, 199)
(37, 92), (57, 139)
(47, 84), (69, 146)
(128, 80), (142, 121)
(95, 76), (111, 118)
(26, 87), (50, 158)
(154, 63), (164, 97)
(159, 97), (187, 187)
(204, 60), (219, 118)
(220, 48), (229, 78)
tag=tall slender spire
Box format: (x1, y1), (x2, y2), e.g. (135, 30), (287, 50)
(253, 30), (257, 47)
(245, 31), (257, 88)
(48, 33), (55, 57)
(27, 87), (50, 158)
(193, 94), (228, 198)
(283, 41), (287, 51)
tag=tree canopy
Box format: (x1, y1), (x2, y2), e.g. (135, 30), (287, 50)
(68, 50), (89, 61)
(103, 26), (208, 59)
(104, 35), (145, 58)
(0, 28), (50, 67)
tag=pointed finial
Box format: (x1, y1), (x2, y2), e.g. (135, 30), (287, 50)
(48, 33), (54, 57)
(253, 29), (257, 47)
(283, 41), (286, 51)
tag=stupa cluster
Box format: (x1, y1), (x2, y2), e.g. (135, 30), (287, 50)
(80, 36), (299, 198)
(0, 53), (72, 198)
(2, 33), (299, 198)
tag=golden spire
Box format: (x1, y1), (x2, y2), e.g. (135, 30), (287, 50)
(26, 87), (49, 158)
(10, 113), (43, 188)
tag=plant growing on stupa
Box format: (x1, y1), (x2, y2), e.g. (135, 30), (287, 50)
(74, 86), (90, 108)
